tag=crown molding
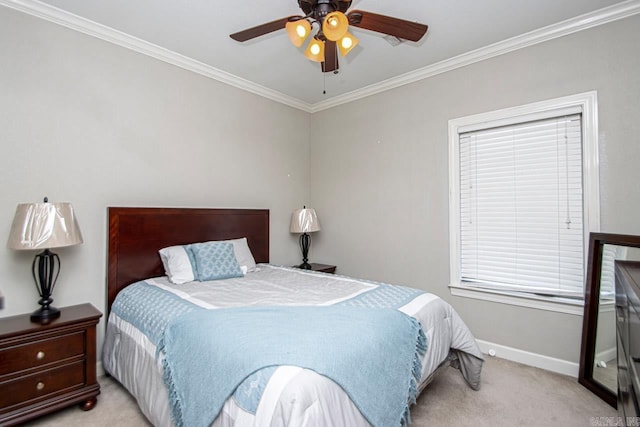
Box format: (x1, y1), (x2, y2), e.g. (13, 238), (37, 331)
(310, 0), (640, 112)
(0, 0), (314, 113)
(2, 0), (639, 114)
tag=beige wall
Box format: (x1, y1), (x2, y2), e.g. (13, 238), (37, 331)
(309, 15), (640, 363)
(2, 5), (640, 369)
(0, 7), (311, 341)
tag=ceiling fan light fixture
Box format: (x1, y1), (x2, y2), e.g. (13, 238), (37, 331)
(338, 31), (359, 57)
(322, 11), (349, 41)
(304, 38), (325, 63)
(230, 2), (429, 74)
(286, 19), (311, 47)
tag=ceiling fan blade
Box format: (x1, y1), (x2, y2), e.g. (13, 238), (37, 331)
(321, 40), (339, 73)
(347, 10), (428, 42)
(230, 16), (300, 42)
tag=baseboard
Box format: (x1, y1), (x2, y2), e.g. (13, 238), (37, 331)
(476, 339), (579, 377)
(595, 347), (617, 364)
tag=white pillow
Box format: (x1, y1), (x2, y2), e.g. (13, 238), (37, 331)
(159, 246), (195, 284)
(227, 237), (257, 272)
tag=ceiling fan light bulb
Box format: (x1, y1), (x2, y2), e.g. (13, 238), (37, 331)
(338, 31), (359, 57)
(304, 38), (325, 63)
(322, 12), (348, 41)
(286, 19), (311, 47)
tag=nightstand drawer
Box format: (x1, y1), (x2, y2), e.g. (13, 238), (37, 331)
(0, 360), (85, 409)
(0, 331), (85, 376)
(0, 304), (101, 425)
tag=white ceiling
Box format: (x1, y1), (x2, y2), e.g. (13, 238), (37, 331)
(4, 0), (638, 111)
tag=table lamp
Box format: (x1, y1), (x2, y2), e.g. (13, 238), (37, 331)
(290, 206), (320, 269)
(7, 197), (83, 323)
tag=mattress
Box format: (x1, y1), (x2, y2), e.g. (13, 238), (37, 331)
(102, 264), (483, 426)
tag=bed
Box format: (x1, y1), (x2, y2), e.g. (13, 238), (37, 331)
(102, 207), (483, 427)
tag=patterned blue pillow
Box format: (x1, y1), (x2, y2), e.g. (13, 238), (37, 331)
(183, 245), (199, 279)
(190, 242), (243, 281)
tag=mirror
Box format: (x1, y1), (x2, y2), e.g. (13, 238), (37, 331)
(579, 232), (640, 407)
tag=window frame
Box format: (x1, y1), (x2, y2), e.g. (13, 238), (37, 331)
(448, 92), (600, 314)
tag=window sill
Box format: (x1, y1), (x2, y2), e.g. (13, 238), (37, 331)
(449, 283), (585, 316)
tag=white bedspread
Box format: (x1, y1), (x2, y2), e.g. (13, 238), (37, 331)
(102, 265), (483, 427)
(148, 265), (377, 308)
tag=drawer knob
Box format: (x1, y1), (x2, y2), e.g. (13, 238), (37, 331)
(36, 381), (45, 391)
(36, 351), (45, 360)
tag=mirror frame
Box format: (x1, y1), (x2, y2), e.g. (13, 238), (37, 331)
(579, 232), (640, 407)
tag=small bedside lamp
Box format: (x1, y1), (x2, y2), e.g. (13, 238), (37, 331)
(7, 198), (83, 323)
(290, 206), (321, 269)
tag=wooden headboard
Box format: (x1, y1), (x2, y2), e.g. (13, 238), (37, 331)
(107, 207), (269, 310)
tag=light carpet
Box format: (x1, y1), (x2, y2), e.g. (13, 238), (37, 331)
(23, 356), (616, 426)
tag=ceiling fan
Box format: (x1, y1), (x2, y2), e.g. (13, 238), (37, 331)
(230, 0), (428, 73)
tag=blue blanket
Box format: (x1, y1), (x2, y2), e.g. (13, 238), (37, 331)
(160, 306), (426, 427)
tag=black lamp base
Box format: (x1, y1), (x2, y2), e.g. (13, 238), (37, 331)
(30, 249), (62, 324)
(298, 233), (313, 270)
(30, 306), (60, 323)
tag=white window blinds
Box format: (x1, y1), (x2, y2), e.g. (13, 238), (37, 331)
(459, 114), (584, 297)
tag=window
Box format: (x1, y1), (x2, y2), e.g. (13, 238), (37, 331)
(448, 92), (599, 309)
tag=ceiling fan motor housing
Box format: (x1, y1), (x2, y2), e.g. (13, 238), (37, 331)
(298, 0), (352, 20)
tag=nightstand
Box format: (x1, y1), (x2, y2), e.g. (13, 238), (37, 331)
(293, 263), (337, 274)
(0, 304), (102, 426)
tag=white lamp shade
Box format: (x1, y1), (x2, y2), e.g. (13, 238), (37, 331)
(7, 202), (83, 250)
(290, 208), (321, 233)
